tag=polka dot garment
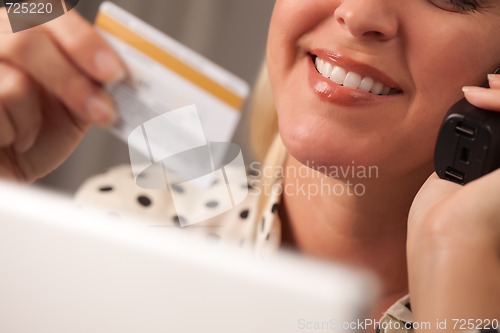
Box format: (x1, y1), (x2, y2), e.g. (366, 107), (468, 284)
(74, 135), (498, 333)
(75, 163), (280, 251)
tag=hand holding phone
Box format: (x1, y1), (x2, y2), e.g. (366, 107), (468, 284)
(434, 69), (500, 185)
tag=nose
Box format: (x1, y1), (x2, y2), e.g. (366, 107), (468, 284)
(334, 0), (399, 41)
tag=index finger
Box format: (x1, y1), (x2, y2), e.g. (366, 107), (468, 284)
(0, 32), (116, 125)
(44, 10), (126, 84)
(462, 85), (500, 111)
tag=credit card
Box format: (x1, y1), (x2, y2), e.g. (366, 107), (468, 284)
(95, 1), (249, 150)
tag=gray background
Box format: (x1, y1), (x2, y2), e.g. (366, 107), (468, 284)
(36, 0), (274, 193)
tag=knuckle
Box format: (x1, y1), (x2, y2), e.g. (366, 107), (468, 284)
(4, 36), (33, 60)
(62, 35), (84, 56)
(61, 21), (95, 55)
(415, 201), (466, 244)
(419, 199), (492, 248)
(418, 207), (451, 239)
(0, 69), (33, 102)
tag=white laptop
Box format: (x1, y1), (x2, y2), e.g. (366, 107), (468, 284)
(0, 181), (378, 333)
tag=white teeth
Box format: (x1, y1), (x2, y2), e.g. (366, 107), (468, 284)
(330, 66), (346, 85)
(344, 72), (362, 89)
(359, 77), (374, 92)
(314, 57), (397, 96)
(322, 62), (333, 79)
(315, 57), (324, 74)
(370, 82), (384, 95)
(381, 86), (391, 96)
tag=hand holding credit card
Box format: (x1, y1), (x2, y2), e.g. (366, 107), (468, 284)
(94, 2), (249, 189)
(94, 3), (250, 225)
(95, 2), (249, 138)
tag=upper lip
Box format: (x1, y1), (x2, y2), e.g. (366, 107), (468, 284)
(310, 49), (403, 92)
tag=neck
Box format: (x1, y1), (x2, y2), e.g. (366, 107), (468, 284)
(279, 156), (432, 316)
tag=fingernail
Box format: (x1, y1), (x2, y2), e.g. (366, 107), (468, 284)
(488, 74), (499, 82)
(462, 86), (485, 93)
(95, 50), (126, 83)
(86, 94), (117, 124)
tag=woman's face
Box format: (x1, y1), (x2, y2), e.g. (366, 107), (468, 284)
(267, 0), (500, 180)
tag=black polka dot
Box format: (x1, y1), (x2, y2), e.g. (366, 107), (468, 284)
(172, 215), (186, 226)
(205, 200), (219, 208)
(137, 195), (152, 207)
(271, 203), (279, 214)
(247, 169), (259, 177)
(170, 184), (184, 194)
(99, 186), (114, 192)
(240, 209), (249, 219)
(242, 183), (256, 191)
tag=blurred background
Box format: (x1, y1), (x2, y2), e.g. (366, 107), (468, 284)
(36, 0), (275, 193)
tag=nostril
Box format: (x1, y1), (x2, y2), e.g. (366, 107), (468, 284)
(368, 31), (385, 39)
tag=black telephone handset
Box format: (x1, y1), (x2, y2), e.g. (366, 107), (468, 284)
(435, 69), (500, 185)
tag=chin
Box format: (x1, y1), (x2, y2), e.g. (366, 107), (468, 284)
(278, 114), (376, 172)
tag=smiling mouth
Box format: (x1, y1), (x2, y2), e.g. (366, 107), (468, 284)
(311, 55), (402, 96)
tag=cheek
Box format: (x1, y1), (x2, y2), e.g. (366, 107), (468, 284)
(404, 22), (496, 150)
(268, 0), (336, 46)
(267, 0), (338, 90)
(408, 18), (494, 106)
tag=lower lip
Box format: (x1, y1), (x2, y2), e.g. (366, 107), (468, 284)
(307, 58), (397, 106)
